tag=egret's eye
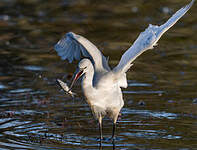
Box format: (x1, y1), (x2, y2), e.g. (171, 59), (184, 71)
(79, 66), (87, 72)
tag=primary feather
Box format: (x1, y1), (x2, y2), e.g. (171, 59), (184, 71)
(113, 0), (195, 74)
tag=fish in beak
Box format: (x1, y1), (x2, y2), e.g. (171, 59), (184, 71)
(57, 79), (76, 97)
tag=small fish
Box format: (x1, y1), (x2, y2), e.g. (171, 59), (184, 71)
(57, 79), (76, 97)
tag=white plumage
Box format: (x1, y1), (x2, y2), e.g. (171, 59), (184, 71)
(54, 0), (194, 142)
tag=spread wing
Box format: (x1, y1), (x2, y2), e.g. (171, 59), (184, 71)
(54, 32), (110, 71)
(113, 0), (194, 74)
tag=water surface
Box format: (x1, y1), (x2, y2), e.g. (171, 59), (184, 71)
(0, 0), (197, 149)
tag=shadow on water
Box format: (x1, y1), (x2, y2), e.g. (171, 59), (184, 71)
(1, 0), (197, 149)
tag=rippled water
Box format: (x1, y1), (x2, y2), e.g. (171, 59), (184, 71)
(1, 0), (197, 149)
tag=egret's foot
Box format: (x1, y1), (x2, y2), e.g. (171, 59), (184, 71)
(110, 137), (116, 142)
(108, 136), (121, 142)
(96, 137), (107, 142)
(96, 138), (101, 142)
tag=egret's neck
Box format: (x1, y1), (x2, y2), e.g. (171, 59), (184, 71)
(81, 63), (94, 91)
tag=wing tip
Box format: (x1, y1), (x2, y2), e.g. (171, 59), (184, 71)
(66, 32), (81, 41)
(66, 32), (74, 38)
(184, 0), (195, 11)
(190, 0), (195, 6)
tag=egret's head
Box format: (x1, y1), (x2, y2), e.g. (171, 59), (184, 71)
(68, 59), (92, 91)
(78, 58), (92, 73)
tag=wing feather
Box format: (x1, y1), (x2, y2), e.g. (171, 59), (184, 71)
(113, 0), (194, 73)
(54, 32), (110, 71)
(73, 44), (81, 60)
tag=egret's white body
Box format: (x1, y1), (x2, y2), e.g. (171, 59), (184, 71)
(79, 60), (124, 122)
(54, 0), (194, 141)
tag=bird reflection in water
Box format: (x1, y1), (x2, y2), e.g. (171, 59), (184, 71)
(98, 139), (116, 150)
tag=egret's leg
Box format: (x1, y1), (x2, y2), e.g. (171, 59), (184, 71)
(111, 111), (119, 140)
(111, 122), (116, 140)
(98, 115), (103, 142)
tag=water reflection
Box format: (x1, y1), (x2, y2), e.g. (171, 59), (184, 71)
(0, 84), (7, 89)
(99, 140), (116, 150)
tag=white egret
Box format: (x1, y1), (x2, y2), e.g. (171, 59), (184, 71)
(54, 0), (194, 142)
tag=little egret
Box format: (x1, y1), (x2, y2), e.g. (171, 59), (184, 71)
(54, 0), (194, 142)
